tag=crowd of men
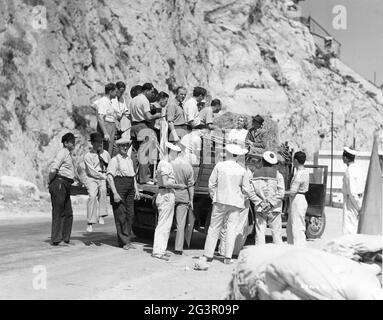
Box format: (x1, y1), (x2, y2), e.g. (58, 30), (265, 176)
(47, 81), (364, 269)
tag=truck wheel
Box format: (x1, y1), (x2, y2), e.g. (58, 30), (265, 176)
(132, 226), (154, 240)
(305, 212), (326, 239)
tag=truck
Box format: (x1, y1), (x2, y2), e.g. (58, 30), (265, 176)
(130, 137), (328, 246)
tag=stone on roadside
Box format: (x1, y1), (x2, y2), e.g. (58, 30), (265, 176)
(0, 176), (40, 201)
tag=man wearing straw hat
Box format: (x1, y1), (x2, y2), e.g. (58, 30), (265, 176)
(341, 146), (364, 235)
(83, 132), (111, 233)
(152, 142), (186, 260)
(194, 143), (251, 270)
(249, 151), (285, 245)
(107, 136), (141, 250)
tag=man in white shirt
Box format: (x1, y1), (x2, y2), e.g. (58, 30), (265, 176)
(183, 86), (207, 129)
(94, 83), (118, 156)
(129, 83), (162, 184)
(341, 147), (365, 235)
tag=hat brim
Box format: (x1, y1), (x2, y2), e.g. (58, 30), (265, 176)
(225, 144), (248, 156)
(166, 142), (181, 152)
(116, 139), (132, 145)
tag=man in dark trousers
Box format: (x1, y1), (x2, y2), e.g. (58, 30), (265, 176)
(48, 132), (77, 246)
(107, 137), (141, 249)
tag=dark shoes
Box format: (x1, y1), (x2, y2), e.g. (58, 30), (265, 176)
(174, 250), (183, 255)
(51, 242), (60, 246)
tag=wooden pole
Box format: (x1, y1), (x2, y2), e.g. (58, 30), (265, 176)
(330, 111), (334, 207)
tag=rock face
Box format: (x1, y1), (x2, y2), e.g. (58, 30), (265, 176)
(0, 0), (382, 189)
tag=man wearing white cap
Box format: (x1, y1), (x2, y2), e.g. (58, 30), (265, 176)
(152, 142), (186, 260)
(341, 147), (364, 235)
(107, 137), (141, 250)
(248, 151), (285, 245)
(194, 143), (252, 270)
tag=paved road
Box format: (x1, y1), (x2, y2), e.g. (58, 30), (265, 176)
(0, 206), (343, 299)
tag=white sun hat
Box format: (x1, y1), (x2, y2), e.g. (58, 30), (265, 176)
(263, 151), (278, 165)
(225, 143), (248, 156)
(165, 141), (181, 152)
(115, 137), (132, 145)
(343, 146), (357, 156)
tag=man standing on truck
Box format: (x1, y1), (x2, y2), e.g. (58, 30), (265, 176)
(183, 86), (207, 129)
(167, 86), (188, 143)
(246, 114), (266, 155)
(194, 143), (250, 270)
(94, 83), (118, 157)
(129, 83), (162, 184)
(171, 146), (195, 255)
(341, 147), (364, 235)
(83, 132), (110, 233)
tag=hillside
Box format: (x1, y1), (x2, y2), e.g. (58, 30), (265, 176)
(0, 0), (382, 188)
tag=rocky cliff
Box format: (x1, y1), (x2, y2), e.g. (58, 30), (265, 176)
(0, 0), (382, 189)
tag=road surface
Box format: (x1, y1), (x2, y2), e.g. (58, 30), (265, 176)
(0, 201), (343, 300)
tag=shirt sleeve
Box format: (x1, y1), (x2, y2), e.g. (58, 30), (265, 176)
(142, 96), (151, 114)
(84, 153), (104, 180)
(107, 157), (118, 177)
(160, 162), (173, 177)
(51, 149), (67, 171)
(205, 108), (213, 124)
(289, 171), (301, 194)
(187, 165), (195, 187)
(166, 102), (176, 122)
(97, 98), (107, 115)
(184, 101), (197, 122)
(242, 170), (261, 204)
(348, 167), (364, 211)
(268, 172), (285, 208)
(208, 164), (219, 200)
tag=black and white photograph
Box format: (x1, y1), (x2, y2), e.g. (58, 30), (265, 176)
(0, 0), (382, 305)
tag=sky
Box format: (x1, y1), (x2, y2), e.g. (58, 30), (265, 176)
(301, 0), (383, 86)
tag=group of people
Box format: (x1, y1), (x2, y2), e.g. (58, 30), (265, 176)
(47, 81), (364, 269)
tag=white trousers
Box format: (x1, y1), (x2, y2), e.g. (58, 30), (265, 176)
(86, 177), (108, 224)
(255, 212), (282, 245)
(342, 200), (359, 235)
(204, 203), (241, 259)
(219, 205), (249, 257)
(286, 194), (307, 246)
(153, 191), (175, 255)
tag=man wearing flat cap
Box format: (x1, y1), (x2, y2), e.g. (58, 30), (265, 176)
(48, 132), (77, 246)
(245, 114), (266, 155)
(342, 146), (365, 235)
(84, 132), (111, 232)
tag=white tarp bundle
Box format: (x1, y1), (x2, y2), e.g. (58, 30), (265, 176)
(321, 234), (382, 261)
(227, 244), (383, 300)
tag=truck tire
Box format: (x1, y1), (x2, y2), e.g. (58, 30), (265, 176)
(132, 225), (155, 240)
(305, 212), (326, 239)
